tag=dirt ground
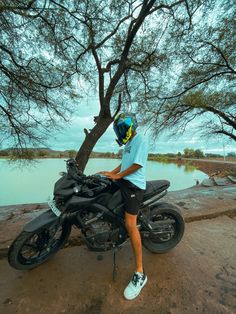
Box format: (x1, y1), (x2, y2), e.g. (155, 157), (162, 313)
(0, 216), (236, 314)
(0, 161), (235, 313)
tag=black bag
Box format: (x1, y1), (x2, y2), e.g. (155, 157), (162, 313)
(53, 174), (76, 204)
(53, 159), (109, 204)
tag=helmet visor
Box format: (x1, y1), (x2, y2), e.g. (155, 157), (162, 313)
(113, 117), (132, 141)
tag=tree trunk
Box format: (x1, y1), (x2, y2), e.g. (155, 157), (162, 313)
(75, 116), (113, 172)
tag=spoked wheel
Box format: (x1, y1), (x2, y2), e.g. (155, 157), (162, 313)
(8, 222), (71, 270)
(142, 203), (185, 253)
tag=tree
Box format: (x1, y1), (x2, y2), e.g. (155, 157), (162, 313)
(227, 152), (236, 158)
(3, 0), (230, 171)
(1, 0), (202, 169)
(183, 148), (204, 158)
(140, 0), (236, 142)
(194, 149), (204, 158)
(183, 148), (195, 158)
(170, 91), (236, 141)
(0, 0), (76, 159)
(68, 0), (198, 171)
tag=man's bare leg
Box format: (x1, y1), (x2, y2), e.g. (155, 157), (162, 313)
(125, 212), (143, 273)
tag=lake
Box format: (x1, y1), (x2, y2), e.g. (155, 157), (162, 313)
(0, 158), (206, 206)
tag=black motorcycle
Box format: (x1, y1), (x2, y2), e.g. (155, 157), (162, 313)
(8, 159), (185, 271)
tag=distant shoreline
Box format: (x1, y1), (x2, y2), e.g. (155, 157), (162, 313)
(167, 158), (236, 177)
(1, 155), (235, 177)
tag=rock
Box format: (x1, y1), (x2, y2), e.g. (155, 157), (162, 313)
(228, 175), (236, 183)
(213, 177), (233, 186)
(201, 178), (215, 187)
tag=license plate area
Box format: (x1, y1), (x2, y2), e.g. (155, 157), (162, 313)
(48, 199), (61, 217)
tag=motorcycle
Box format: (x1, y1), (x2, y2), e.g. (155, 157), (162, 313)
(8, 159), (185, 271)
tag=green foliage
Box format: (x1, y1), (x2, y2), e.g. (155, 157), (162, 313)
(183, 148), (196, 158)
(148, 154), (171, 163)
(0, 150), (10, 156)
(67, 150), (77, 158)
(183, 148), (205, 158)
(184, 163), (196, 173)
(205, 153), (223, 158)
(227, 152), (236, 158)
(37, 150), (47, 157)
(194, 149), (205, 159)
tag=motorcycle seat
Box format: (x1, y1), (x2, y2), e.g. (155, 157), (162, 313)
(144, 180), (170, 200)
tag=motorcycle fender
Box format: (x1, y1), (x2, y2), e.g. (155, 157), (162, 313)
(23, 209), (59, 233)
(150, 202), (182, 214)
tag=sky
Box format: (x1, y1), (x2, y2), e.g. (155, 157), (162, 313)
(48, 98), (236, 155)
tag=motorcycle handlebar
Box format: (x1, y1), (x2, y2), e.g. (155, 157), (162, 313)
(65, 159), (110, 185)
(88, 175), (110, 185)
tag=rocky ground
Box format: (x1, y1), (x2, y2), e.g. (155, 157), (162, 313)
(0, 160), (236, 313)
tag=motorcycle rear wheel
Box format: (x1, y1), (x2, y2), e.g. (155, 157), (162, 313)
(142, 203), (185, 253)
(8, 222), (71, 270)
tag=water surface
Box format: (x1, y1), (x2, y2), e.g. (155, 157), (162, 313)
(0, 158), (206, 206)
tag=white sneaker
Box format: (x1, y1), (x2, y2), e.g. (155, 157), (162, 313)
(124, 272), (147, 300)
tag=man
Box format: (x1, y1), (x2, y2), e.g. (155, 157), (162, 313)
(99, 113), (149, 300)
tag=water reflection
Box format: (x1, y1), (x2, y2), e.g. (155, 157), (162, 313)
(184, 164), (196, 173)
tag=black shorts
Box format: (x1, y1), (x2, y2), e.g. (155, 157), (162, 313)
(115, 178), (145, 215)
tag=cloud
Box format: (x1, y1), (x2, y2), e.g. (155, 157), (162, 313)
(48, 117), (236, 155)
(45, 98), (236, 155)
(49, 115), (119, 151)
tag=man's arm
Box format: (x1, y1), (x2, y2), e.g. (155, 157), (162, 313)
(106, 163), (141, 180)
(97, 164), (121, 176)
(111, 164), (121, 174)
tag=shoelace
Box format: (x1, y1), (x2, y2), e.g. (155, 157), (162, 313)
(131, 273), (143, 286)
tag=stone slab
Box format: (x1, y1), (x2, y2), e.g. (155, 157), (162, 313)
(201, 178), (215, 187)
(228, 175), (236, 183)
(214, 177), (233, 186)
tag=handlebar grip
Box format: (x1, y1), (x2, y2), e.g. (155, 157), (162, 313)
(88, 174), (111, 185)
(100, 178), (110, 184)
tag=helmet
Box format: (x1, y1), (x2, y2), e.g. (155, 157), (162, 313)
(113, 113), (138, 146)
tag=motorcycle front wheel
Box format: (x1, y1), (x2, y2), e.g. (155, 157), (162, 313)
(8, 221), (71, 270)
(142, 203), (185, 253)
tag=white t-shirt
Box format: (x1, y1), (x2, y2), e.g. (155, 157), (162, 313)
(120, 133), (149, 189)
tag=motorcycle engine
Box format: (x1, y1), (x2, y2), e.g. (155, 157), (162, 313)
(78, 211), (126, 251)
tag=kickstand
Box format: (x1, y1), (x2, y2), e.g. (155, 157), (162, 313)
(112, 246), (119, 282)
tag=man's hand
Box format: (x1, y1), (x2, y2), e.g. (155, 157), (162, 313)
(97, 170), (121, 180)
(97, 171), (111, 176)
(105, 173), (121, 180)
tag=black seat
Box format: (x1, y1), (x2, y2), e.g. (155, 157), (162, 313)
(144, 180), (170, 200)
